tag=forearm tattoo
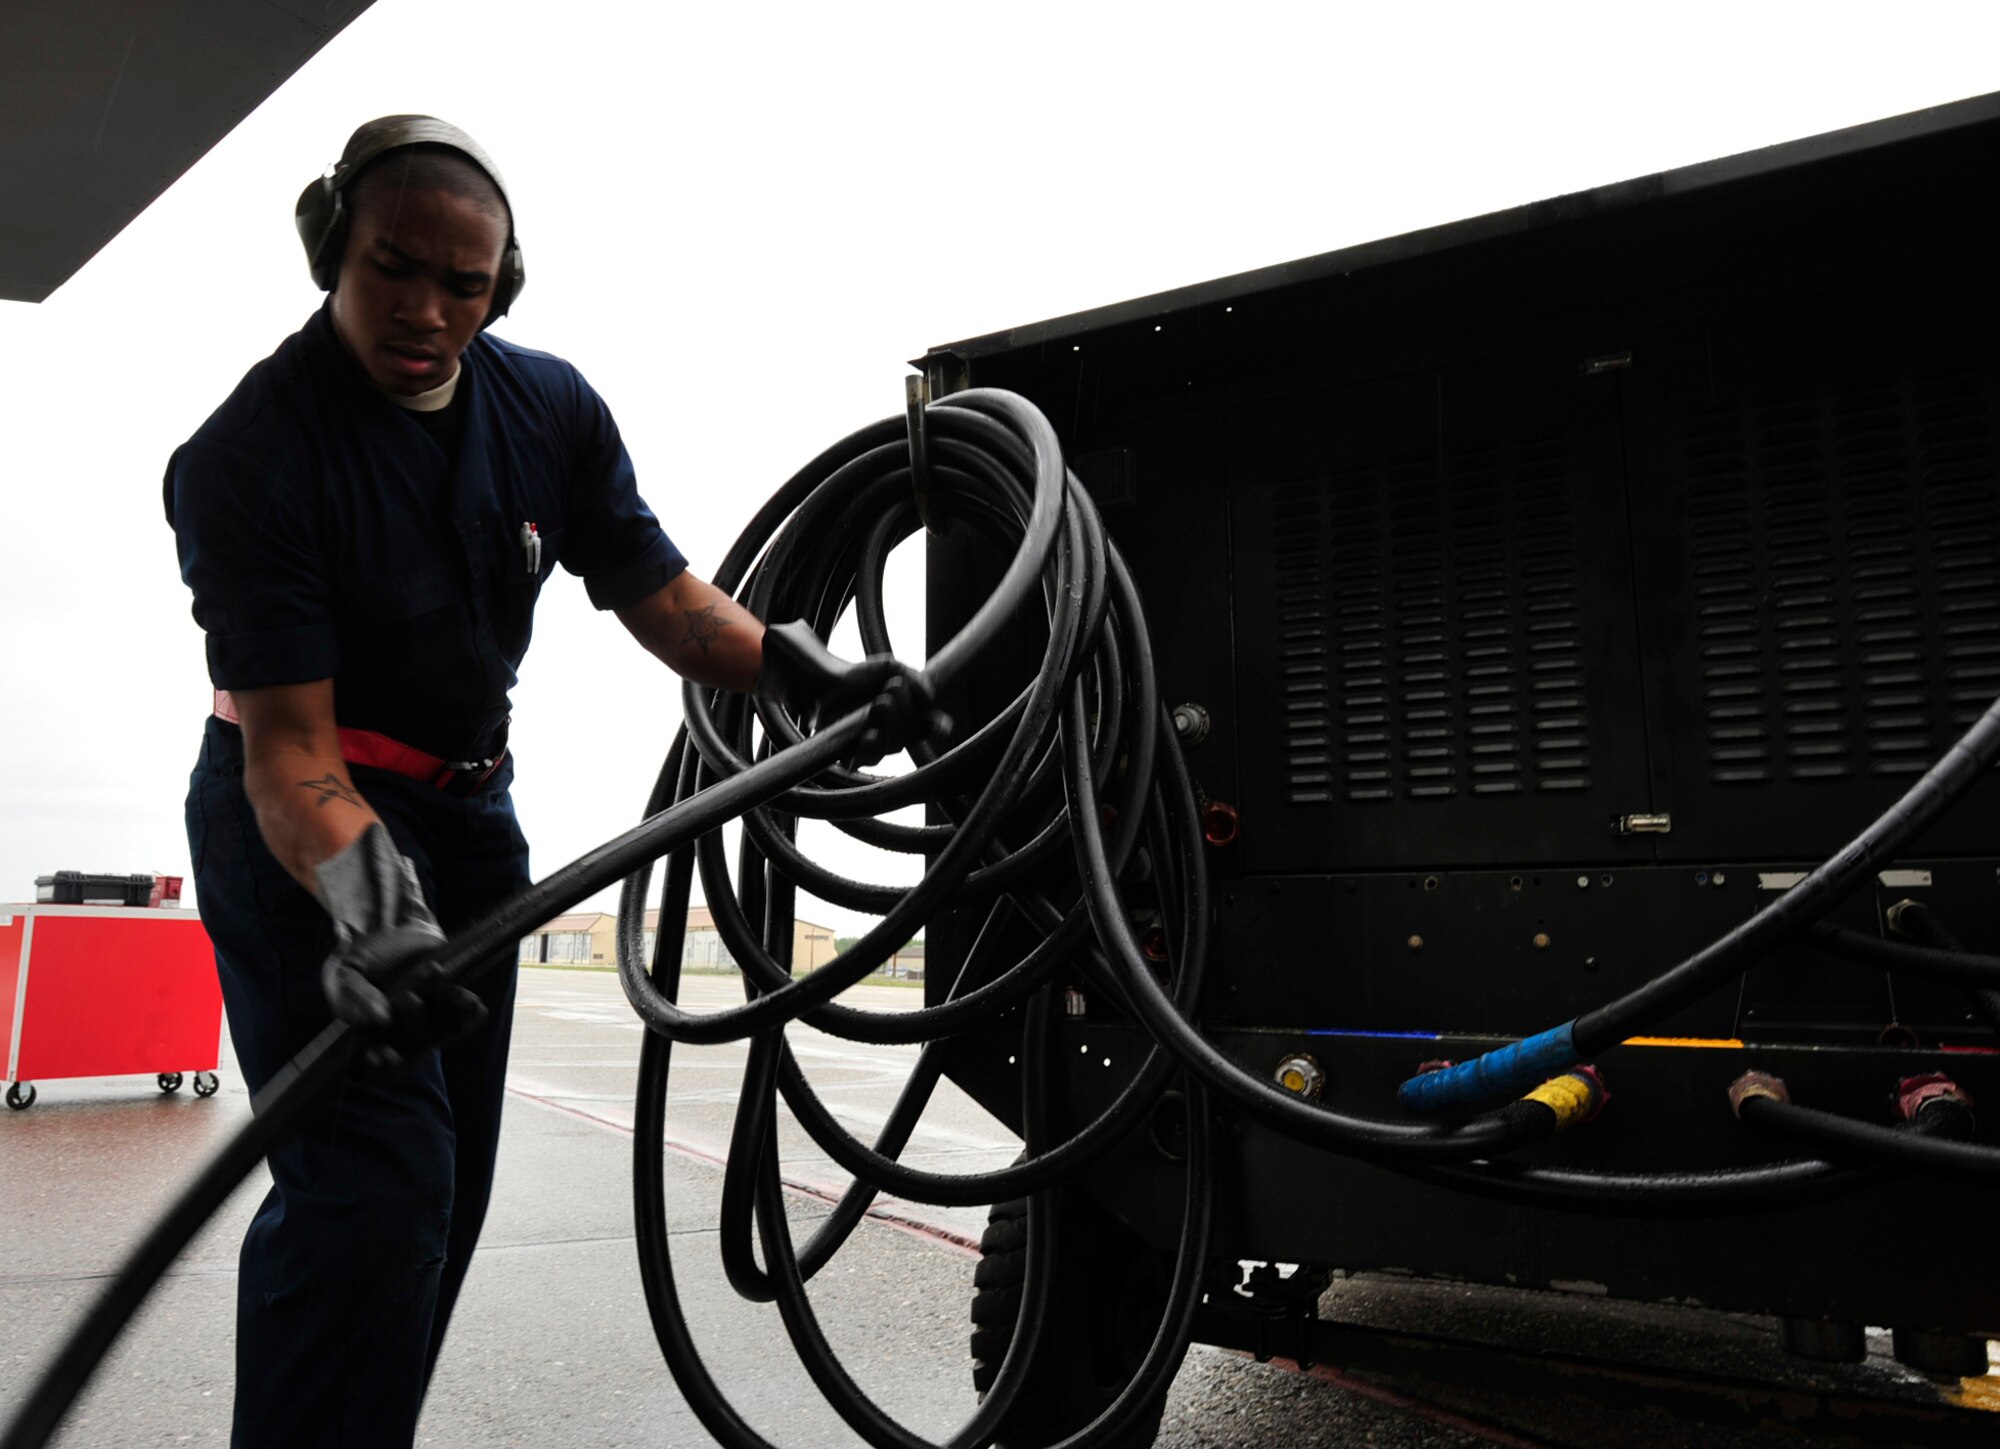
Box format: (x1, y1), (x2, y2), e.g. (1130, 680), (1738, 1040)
(680, 603), (725, 654)
(298, 773), (362, 809)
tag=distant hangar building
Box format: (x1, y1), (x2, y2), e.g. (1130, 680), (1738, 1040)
(518, 908), (837, 973)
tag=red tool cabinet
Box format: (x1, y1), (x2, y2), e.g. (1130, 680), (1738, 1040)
(2, 905), (222, 1110)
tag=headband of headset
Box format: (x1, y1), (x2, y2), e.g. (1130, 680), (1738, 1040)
(294, 114), (526, 325)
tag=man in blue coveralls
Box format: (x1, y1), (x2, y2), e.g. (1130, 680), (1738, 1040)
(166, 116), (928, 1447)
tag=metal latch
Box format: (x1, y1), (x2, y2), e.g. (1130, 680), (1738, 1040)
(1615, 812), (1672, 835)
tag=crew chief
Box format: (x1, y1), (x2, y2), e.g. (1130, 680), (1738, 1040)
(165, 116), (922, 1448)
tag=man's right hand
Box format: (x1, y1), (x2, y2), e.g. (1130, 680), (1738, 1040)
(315, 824), (484, 1068)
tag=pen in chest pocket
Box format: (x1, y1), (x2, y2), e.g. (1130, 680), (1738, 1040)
(519, 521), (541, 575)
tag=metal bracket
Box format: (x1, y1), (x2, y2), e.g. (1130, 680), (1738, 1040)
(906, 374), (946, 536)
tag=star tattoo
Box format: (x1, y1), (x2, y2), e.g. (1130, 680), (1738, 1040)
(298, 773), (362, 809)
(680, 604), (724, 655)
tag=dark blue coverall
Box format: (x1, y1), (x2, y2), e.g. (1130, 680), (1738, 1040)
(166, 304), (685, 1447)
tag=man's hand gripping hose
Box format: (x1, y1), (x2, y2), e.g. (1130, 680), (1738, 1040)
(315, 823), (483, 1072)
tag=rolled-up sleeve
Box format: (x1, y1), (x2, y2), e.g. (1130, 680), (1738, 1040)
(165, 439), (340, 688)
(557, 372), (687, 610)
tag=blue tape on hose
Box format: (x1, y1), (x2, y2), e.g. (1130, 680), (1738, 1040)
(1395, 1022), (1579, 1115)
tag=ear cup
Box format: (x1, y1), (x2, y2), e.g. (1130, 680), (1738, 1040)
(294, 116), (525, 324)
(487, 240), (525, 326)
(294, 176), (347, 292)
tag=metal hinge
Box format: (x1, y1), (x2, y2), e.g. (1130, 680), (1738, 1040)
(1615, 812), (1672, 835)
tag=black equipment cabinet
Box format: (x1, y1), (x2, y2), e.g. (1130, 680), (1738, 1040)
(922, 95), (2000, 1339)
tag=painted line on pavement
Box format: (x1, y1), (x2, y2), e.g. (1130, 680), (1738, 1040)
(505, 1081), (981, 1260)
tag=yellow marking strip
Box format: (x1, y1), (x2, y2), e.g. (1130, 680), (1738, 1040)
(1621, 1036), (1745, 1049)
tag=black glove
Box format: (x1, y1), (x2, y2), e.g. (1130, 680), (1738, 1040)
(756, 619), (951, 770)
(315, 824), (485, 1070)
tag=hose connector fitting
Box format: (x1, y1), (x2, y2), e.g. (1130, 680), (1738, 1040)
(1273, 1053), (1325, 1100)
(1524, 1066), (1609, 1130)
(1895, 1071), (1974, 1127)
(1884, 897), (1922, 935)
(1201, 799), (1240, 848)
(1728, 1069), (1789, 1118)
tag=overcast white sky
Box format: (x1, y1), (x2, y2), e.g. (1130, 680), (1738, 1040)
(2, 2), (1997, 936)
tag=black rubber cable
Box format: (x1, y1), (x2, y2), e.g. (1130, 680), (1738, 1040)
(1806, 921), (2000, 990)
(0, 717), (856, 1449)
(1883, 900), (2000, 1034)
(1571, 690), (2000, 1054)
(1738, 1094), (2000, 1181)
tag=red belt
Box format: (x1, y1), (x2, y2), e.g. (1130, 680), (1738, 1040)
(213, 690), (507, 795)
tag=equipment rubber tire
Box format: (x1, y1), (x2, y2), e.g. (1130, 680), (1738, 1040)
(6, 1082), (35, 1110)
(158, 1072), (183, 1093)
(970, 1191), (1181, 1449)
(192, 1072), (219, 1098)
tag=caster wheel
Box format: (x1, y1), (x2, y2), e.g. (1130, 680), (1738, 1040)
(193, 1072), (219, 1098)
(158, 1072), (184, 1093)
(6, 1082), (35, 1110)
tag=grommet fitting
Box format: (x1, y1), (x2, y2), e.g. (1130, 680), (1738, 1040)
(1729, 1070), (1789, 1118)
(1273, 1054), (1325, 1099)
(1201, 800), (1240, 848)
(1895, 1071), (1973, 1125)
(1170, 703), (1211, 745)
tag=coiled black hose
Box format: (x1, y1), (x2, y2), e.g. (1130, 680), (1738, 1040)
(605, 388), (1612, 1449)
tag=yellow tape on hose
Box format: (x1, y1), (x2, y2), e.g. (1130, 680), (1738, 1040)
(1524, 1073), (1597, 1128)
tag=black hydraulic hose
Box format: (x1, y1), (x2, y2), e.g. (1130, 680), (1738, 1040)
(1403, 687), (2000, 1114)
(1883, 900), (2000, 1034)
(1738, 1094), (2000, 1181)
(1068, 643), (1559, 1162)
(617, 380), (1555, 1449)
(0, 716), (856, 1449)
(1409, 1157), (1874, 1215)
(1807, 921), (2000, 990)
(1406, 1105), (1977, 1214)
(0, 1024), (352, 1449)
(1573, 691), (2000, 1053)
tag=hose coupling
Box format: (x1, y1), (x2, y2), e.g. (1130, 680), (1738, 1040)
(1728, 1069), (1789, 1118)
(1895, 1071), (1974, 1126)
(1272, 1053), (1325, 1100)
(1524, 1066), (1609, 1129)
(1170, 703), (1212, 745)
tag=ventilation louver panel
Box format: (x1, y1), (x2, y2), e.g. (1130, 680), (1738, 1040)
(1268, 437), (1589, 807)
(1680, 373), (2000, 789)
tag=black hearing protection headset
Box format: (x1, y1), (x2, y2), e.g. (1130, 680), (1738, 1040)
(294, 114), (526, 326)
